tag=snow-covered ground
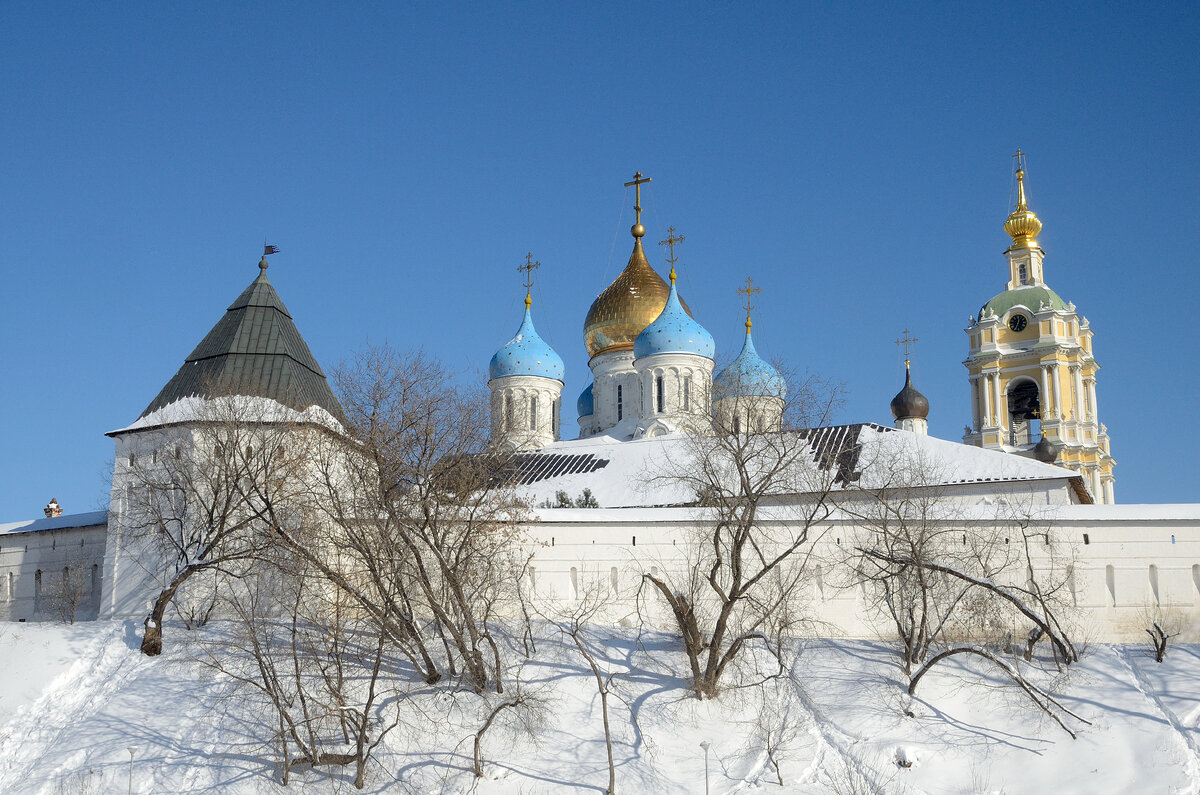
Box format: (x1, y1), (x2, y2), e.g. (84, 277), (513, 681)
(0, 621), (1196, 793)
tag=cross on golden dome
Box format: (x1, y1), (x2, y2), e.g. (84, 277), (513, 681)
(737, 277), (762, 330)
(659, 226), (685, 284)
(519, 252), (540, 309)
(895, 328), (918, 367)
(624, 171), (652, 238)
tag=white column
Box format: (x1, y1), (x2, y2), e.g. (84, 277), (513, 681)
(1040, 366), (1052, 419)
(1088, 378), (1099, 422)
(1050, 366), (1062, 419)
(1072, 366), (1085, 422)
(982, 373), (993, 427)
(992, 373), (1003, 427)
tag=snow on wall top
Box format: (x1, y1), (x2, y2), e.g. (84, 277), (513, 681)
(0, 510), (109, 537)
(107, 395), (345, 437)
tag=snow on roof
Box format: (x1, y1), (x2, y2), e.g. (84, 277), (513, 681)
(0, 510), (109, 537)
(514, 424), (1083, 509)
(107, 395), (344, 436)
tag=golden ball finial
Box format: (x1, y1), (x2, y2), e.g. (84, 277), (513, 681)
(631, 223), (646, 239)
(1004, 168), (1042, 249)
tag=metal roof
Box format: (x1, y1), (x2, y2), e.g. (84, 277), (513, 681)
(140, 267), (347, 425)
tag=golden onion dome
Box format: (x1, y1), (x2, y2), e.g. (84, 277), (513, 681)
(1004, 167), (1042, 249)
(583, 238), (692, 358)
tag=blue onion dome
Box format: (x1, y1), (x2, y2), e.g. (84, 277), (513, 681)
(489, 301), (565, 382)
(577, 382), (594, 417)
(714, 322), (786, 399)
(633, 280), (715, 359)
(890, 365), (930, 420)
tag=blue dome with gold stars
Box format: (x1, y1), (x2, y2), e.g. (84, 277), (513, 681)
(489, 306), (564, 382)
(715, 326), (786, 399)
(633, 282), (714, 360)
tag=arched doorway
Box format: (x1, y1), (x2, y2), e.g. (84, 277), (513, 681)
(1007, 380), (1041, 446)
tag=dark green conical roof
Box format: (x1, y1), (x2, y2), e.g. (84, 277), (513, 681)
(140, 261), (347, 426)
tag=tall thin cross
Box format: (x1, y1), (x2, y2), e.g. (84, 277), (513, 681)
(1012, 148), (1026, 173)
(624, 171), (652, 226)
(659, 226), (684, 283)
(519, 252), (540, 309)
(737, 277), (762, 329)
(895, 328), (918, 366)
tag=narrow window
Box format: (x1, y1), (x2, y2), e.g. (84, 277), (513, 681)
(656, 375), (665, 413)
(92, 564), (100, 597)
(610, 566), (619, 597)
(617, 385), (623, 421)
(504, 393), (514, 429)
(683, 376), (691, 410)
(1105, 564), (1116, 607)
(1193, 564), (1200, 604)
(551, 400), (557, 436)
(530, 395), (538, 430)
(1066, 564), (1077, 606)
(1018, 263), (1028, 284)
(569, 567), (579, 600)
(527, 566), (536, 594)
(34, 570), (42, 612)
(1149, 564), (1160, 606)
(733, 415), (740, 435)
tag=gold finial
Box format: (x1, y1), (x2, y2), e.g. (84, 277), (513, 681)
(260, 242), (279, 270)
(1005, 149), (1042, 248)
(624, 171), (652, 238)
(895, 328), (918, 369)
(736, 277), (761, 331)
(659, 226), (684, 284)
(518, 252), (540, 309)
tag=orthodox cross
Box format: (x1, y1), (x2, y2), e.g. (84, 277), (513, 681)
(1012, 148), (1026, 173)
(736, 277), (761, 328)
(895, 328), (918, 367)
(659, 226), (684, 283)
(624, 171), (652, 226)
(519, 252), (540, 308)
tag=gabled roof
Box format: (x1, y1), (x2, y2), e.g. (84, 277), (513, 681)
(139, 265), (347, 426)
(0, 510), (109, 536)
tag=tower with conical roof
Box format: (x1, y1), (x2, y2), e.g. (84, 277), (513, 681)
(488, 254), (565, 450)
(713, 278), (786, 434)
(964, 153), (1115, 503)
(579, 173), (701, 438)
(632, 228), (715, 437)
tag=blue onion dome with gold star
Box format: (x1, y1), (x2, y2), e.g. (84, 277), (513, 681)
(890, 364), (930, 421)
(489, 295), (564, 382)
(633, 269), (715, 359)
(577, 382), (594, 417)
(715, 319), (786, 399)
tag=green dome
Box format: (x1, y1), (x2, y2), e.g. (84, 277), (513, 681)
(980, 285), (1067, 319)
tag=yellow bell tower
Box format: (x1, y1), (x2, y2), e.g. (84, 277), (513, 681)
(963, 152), (1116, 503)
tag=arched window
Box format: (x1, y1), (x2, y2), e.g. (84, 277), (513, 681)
(656, 375), (665, 413)
(609, 566), (619, 597)
(569, 567), (579, 601)
(530, 395), (538, 431)
(551, 400), (558, 436)
(683, 376), (691, 411)
(504, 393), (514, 430)
(1018, 263), (1028, 284)
(1066, 564), (1077, 606)
(34, 570), (42, 612)
(91, 564), (100, 597)
(1007, 380), (1041, 446)
(1105, 564), (1116, 607)
(1149, 564), (1160, 606)
(616, 385), (623, 421)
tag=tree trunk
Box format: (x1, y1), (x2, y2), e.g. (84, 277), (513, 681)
(140, 570), (194, 656)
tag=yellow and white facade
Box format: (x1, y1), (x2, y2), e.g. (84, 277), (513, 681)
(964, 160), (1116, 503)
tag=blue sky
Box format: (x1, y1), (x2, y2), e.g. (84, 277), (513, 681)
(2, 2), (1197, 513)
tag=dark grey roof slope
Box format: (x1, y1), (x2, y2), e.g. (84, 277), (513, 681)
(140, 263), (347, 425)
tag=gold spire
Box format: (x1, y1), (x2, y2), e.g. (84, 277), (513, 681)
(659, 226), (684, 284)
(1004, 149), (1043, 249)
(519, 252), (540, 309)
(737, 277), (761, 332)
(624, 171), (652, 239)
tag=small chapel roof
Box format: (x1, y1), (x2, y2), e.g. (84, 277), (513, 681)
(135, 256), (347, 427)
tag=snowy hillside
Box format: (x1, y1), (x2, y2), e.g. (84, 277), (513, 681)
(0, 621), (1196, 793)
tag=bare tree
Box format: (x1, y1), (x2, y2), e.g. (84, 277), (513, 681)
(848, 443), (1089, 737)
(117, 395), (316, 656)
(42, 554), (94, 624)
(274, 345), (530, 693)
(1136, 603), (1182, 663)
(641, 375), (844, 698)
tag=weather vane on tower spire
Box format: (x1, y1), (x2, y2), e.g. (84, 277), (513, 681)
(624, 171), (652, 239)
(518, 252), (541, 309)
(737, 277), (762, 331)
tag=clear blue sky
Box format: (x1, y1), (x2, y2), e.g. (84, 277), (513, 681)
(2, 2), (1197, 514)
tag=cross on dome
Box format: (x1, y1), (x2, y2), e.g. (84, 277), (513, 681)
(895, 328), (918, 368)
(624, 171), (652, 238)
(519, 252), (541, 309)
(659, 226), (685, 284)
(737, 277), (762, 330)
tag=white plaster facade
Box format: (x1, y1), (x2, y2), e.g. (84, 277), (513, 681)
(633, 351), (714, 437)
(489, 374), (563, 451)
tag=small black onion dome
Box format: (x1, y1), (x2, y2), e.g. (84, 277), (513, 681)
(1033, 435), (1059, 464)
(890, 367), (930, 421)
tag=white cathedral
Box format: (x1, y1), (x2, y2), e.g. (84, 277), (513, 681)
(0, 165), (1197, 641)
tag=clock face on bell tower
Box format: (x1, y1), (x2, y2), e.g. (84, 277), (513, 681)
(1008, 314), (1028, 332)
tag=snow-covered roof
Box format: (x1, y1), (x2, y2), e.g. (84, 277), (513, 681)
(512, 423), (1086, 509)
(107, 395), (345, 437)
(0, 510), (109, 537)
